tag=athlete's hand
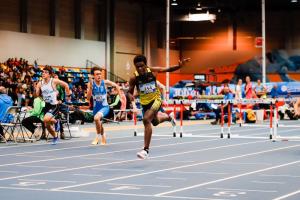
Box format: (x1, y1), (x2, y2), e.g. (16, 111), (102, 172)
(179, 58), (191, 66)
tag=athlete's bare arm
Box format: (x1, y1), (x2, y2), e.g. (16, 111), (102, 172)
(53, 79), (71, 96)
(104, 80), (121, 95)
(128, 76), (138, 111)
(149, 58), (191, 73)
(86, 80), (92, 102)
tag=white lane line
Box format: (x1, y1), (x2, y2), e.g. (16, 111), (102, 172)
(260, 174), (300, 178)
(73, 174), (103, 177)
(173, 171), (228, 175)
(157, 177), (187, 181)
(92, 168), (145, 172)
(0, 138), (93, 150)
(155, 159), (300, 197)
(207, 187), (277, 193)
(251, 180), (285, 184)
(0, 170), (19, 174)
(273, 189), (300, 200)
(154, 195), (228, 200)
(0, 134), (146, 151)
(17, 165), (67, 169)
(0, 186), (227, 200)
(16, 155), (55, 158)
(221, 162), (272, 166)
(52, 140), (298, 191)
(80, 157), (124, 161)
(108, 183), (171, 188)
(148, 159), (196, 163)
(0, 140), (264, 184)
(18, 178), (76, 183)
(0, 138), (219, 167)
(0, 137), (165, 157)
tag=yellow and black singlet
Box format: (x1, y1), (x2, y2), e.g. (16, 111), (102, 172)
(134, 68), (161, 105)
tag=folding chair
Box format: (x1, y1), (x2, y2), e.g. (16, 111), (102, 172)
(58, 104), (72, 139)
(0, 106), (26, 143)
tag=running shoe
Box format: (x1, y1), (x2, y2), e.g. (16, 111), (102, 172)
(137, 149), (149, 159)
(91, 137), (99, 145)
(169, 112), (176, 127)
(51, 137), (59, 145)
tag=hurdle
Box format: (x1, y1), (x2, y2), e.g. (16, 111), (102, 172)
(271, 101), (300, 141)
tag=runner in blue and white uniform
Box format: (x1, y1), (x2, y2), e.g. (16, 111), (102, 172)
(87, 66), (120, 145)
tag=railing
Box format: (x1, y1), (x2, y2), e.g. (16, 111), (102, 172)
(85, 59), (127, 83)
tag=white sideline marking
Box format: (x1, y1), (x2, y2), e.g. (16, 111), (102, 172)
(153, 195), (229, 200)
(80, 157), (124, 161)
(92, 168), (145, 172)
(260, 174), (300, 178)
(17, 165), (67, 169)
(18, 178), (76, 183)
(73, 174), (102, 177)
(108, 183), (171, 188)
(52, 141), (299, 191)
(221, 162), (272, 166)
(0, 171), (19, 174)
(157, 177), (187, 181)
(16, 155), (55, 158)
(0, 137), (164, 157)
(155, 159), (300, 197)
(0, 138), (219, 168)
(207, 187), (277, 193)
(251, 180), (285, 184)
(148, 159), (196, 163)
(0, 138), (92, 149)
(273, 189), (300, 200)
(173, 171), (228, 175)
(0, 186), (157, 198)
(0, 134), (143, 150)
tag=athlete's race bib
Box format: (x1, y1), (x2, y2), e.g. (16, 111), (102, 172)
(94, 95), (103, 102)
(139, 81), (156, 94)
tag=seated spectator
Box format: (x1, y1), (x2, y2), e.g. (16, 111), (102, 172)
(0, 86), (13, 141)
(21, 94), (46, 139)
(254, 79), (267, 99)
(270, 84), (279, 98)
(211, 83), (234, 125)
(108, 86), (121, 119)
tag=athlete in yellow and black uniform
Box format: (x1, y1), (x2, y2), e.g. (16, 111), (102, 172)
(128, 55), (190, 159)
(134, 68), (162, 125)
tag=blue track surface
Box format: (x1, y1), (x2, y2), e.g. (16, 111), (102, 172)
(1, 120), (300, 200)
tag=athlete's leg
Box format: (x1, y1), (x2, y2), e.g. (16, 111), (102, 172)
(92, 106), (109, 145)
(142, 109), (156, 150)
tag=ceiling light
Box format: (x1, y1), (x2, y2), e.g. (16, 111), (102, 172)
(171, 0), (178, 6)
(196, 2), (202, 10)
(291, 0), (298, 3)
(178, 11), (216, 22)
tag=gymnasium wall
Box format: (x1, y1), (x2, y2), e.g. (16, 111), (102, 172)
(0, 31), (106, 67)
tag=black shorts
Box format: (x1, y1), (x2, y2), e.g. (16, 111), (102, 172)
(142, 98), (162, 126)
(43, 103), (60, 118)
(142, 98), (162, 114)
